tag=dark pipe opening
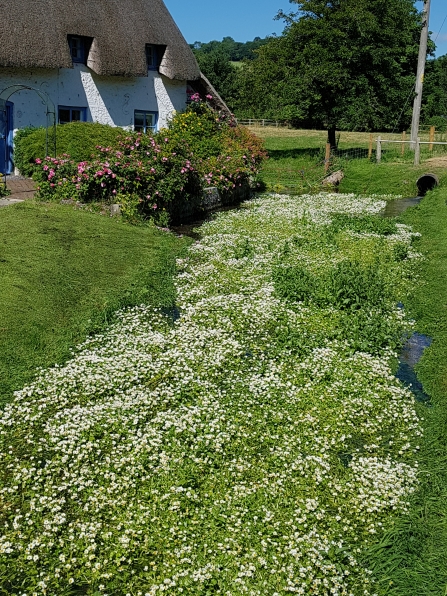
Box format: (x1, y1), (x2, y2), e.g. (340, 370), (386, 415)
(417, 173), (439, 196)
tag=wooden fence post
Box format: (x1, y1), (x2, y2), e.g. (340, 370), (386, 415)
(325, 143), (331, 173)
(429, 125), (435, 151)
(414, 137), (421, 166)
(377, 137), (382, 163)
(402, 131), (406, 156)
(368, 134), (373, 159)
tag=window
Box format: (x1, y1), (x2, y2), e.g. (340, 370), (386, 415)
(68, 35), (93, 65)
(145, 44), (166, 71)
(134, 110), (158, 133)
(58, 106), (87, 124)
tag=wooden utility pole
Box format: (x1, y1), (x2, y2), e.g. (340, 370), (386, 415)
(410, 0), (431, 149)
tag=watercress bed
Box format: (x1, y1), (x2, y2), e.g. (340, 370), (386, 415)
(0, 193), (422, 595)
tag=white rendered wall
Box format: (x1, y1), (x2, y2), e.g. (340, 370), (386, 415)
(0, 64), (187, 133)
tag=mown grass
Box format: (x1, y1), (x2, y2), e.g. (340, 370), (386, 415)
(364, 185), (447, 595)
(0, 201), (191, 406)
(251, 126), (447, 196)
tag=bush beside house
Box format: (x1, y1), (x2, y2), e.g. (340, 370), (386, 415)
(14, 122), (125, 177)
(15, 100), (267, 223)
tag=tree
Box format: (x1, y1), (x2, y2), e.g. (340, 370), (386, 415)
(194, 49), (239, 111)
(422, 54), (447, 130)
(239, 0), (423, 146)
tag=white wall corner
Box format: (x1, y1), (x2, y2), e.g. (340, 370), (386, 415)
(154, 75), (175, 129)
(80, 71), (115, 126)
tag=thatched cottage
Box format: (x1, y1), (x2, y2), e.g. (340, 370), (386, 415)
(0, 0), (223, 173)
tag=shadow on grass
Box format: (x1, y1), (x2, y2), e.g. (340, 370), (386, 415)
(267, 147), (322, 161)
(267, 147), (374, 161)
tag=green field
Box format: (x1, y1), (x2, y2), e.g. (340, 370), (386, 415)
(251, 126), (447, 196)
(0, 201), (191, 405)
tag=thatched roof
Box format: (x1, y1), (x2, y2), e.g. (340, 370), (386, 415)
(191, 74), (233, 118)
(0, 0), (201, 80)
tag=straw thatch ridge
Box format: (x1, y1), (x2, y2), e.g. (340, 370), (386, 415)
(0, 0), (201, 80)
(191, 74), (233, 118)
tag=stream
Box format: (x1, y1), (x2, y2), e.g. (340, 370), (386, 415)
(170, 193), (432, 404)
(382, 195), (432, 403)
(382, 196), (423, 217)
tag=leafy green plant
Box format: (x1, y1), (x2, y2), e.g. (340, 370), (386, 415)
(273, 264), (319, 303)
(329, 214), (398, 236)
(14, 122), (125, 177)
(328, 259), (388, 310)
(0, 174), (10, 198)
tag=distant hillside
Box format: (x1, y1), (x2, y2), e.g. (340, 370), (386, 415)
(190, 36), (270, 62)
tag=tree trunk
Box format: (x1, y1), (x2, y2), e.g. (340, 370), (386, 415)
(327, 127), (337, 150)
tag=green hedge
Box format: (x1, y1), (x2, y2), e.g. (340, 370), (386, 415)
(14, 122), (124, 176)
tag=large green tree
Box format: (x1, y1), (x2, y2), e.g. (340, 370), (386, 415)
(239, 0), (423, 146)
(422, 54), (447, 130)
(193, 49), (240, 112)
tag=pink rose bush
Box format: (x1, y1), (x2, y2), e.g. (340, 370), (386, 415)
(34, 99), (267, 223)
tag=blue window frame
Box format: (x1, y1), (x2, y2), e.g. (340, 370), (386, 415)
(68, 35), (93, 65)
(134, 110), (158, 133)
(0, 101), (14, 175)
(58, 106), (88, 124)
(145, 45), (165, 71)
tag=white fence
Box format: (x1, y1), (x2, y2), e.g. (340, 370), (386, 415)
(238, 119), (285, 128)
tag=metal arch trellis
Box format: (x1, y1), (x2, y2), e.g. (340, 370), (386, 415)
(0, 85), (56, 184)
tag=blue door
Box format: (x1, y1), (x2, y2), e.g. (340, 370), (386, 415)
(0, 101), (13, 175)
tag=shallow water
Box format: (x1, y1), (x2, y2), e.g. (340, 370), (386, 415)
(170, 204), (246, 239)
(396, 332), (432, 403)
(382, 196), (422, 218)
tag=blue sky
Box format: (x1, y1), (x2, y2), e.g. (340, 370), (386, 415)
(164, 0), (447, 57)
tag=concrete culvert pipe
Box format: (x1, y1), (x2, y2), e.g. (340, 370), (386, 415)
(417, 173), (439, 196)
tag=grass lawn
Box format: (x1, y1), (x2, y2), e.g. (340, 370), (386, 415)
(0, 201), (191, 405)
(250, 126), (447, 196)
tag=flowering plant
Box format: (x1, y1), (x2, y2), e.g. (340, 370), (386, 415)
(33, 101), (266, 223)
(0, 192), (423, 595)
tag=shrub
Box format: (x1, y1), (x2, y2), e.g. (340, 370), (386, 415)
(14, 122), (124, 177)
(30, 99), (267, 223)
(34, 135), (202, 223)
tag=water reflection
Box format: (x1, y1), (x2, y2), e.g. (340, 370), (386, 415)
(382, 196), (422, 218)
(397, 332), (432, 404)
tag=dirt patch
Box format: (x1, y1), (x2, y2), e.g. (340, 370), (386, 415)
(424, 156), (447, 168)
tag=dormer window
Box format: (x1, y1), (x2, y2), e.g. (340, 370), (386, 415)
(68, 35), (93, 65)
(145, 44), (166, 71)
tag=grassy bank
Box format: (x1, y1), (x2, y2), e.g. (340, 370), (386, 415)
(0, 201), (191, 405)
(251, 126), (447, 196)
(366, 185), (447, 595)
